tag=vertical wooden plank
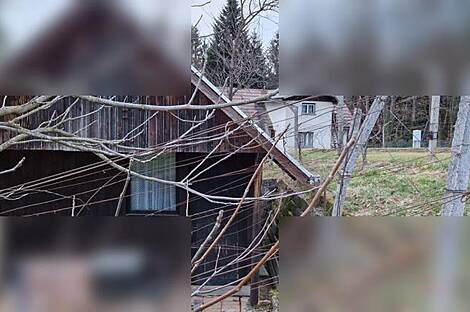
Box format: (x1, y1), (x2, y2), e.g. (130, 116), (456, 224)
(250, 162), (263, 307)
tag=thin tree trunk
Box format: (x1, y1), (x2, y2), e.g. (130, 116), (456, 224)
(336, 96), (346, 155)
(361, 97), (371, 169)
(429, 96), (441, 157)
(382, 106), (386, 148)
(442, 97), (470, 216)
(332, 97), (387, 216)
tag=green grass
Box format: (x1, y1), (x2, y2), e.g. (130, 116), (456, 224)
(264, 149), (464, 216)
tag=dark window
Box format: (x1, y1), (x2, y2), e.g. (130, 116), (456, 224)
(269, 126), (276, 139)
(301, 102), (316, 115)
(300, 132), (315, 148)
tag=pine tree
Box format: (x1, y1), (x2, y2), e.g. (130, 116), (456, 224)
(266, 32), (279, 89)
(206, 0), (252, 98)
(191, 25), (206, 70)
(247, 31), (268, 89)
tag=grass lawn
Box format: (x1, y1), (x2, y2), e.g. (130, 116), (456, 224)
(264, 149), (467, 216)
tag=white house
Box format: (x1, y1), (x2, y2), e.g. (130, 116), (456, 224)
(230, 90), (347, 151)
(266, 96), (337, 150)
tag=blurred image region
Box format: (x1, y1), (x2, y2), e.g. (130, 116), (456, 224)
(0, 0), (189, 95)
(281, 218), (469, 312)
(0, 217), (190, 312)
(281, 0), (470, 95)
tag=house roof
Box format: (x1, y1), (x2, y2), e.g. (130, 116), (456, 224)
(192, 68), (319, 185)
(221, 88), (274, 134)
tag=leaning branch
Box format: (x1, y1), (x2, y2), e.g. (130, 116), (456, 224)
(195, 137), (356, 311)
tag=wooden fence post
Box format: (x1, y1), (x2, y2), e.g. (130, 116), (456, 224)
(332, 97), (387, 216)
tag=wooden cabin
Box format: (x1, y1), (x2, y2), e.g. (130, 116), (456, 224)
(0, 2), (316, 287)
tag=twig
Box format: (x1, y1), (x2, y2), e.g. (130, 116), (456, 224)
(191, 128), (288, 275)
(0, 157), (25, 175)
(194, 137), (356, 311)
(115, 161), (132, 216)
(192, 210), (224, 264)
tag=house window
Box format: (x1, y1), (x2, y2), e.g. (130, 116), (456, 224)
(301, 102), (316, 115)
(269, 126), (276, 139)
(300, 132), (315, 148)
(130, 153), (176, 212)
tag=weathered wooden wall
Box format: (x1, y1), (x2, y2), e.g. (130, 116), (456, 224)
(1, 92), (263, 154)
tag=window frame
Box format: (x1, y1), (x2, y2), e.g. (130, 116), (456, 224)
(300, 131), (315, 148)
(301, 102), (316, 115)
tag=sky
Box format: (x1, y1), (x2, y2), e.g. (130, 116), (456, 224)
(191, 0), (279, 47)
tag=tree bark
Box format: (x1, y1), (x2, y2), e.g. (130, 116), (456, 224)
(442, 97), (470, 216)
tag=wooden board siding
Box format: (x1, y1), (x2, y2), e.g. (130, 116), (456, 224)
(0, 150), (130, 216)
(1, 93), (264, 154)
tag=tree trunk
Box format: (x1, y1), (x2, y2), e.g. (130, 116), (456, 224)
(360, 97), (371, 170)
(412, 97), (417, 122)
(429, 96), (441, 157)
(442, 97), (470, 216)
(336, 96), (346, 155)
(332, 97), (387, 216)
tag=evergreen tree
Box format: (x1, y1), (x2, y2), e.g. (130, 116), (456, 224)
(191, 25), (206, 70)
(266, 32), (279, 89)
(247, 31), (268, 89)
(206, 0), (252, 98)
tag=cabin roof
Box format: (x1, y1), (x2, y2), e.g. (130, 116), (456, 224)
(191, 67), (319, 185)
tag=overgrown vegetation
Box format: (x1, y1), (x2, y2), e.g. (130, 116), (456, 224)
(266, 149), (470, 216)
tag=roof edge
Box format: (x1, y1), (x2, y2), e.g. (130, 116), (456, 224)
(191, 66), (319, 185)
